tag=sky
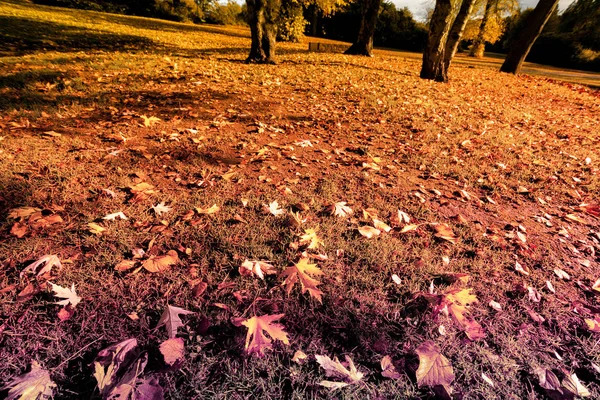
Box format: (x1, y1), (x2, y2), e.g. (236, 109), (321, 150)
(397, 0), (576, 21)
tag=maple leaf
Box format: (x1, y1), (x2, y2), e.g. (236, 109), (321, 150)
(316, 354), (364, 390)
(93, 338), (163, 400)
(299, 228), (324, 249)
(358, 225), (380, 238)
(328, 202), (353, 218)
(48, 282), (82, 308)
(415, 341), (455, 392)
(241, 314), (290, 356)
(152, 202), (172, 216)
(142, 250), (179, 273)
(195, 204), (220, 214)
(20, 255), (62, 278)
(156, 305), (194, 338)
(264, 201), (285, 216)
(159, 337), (185, 366)
(103, 212), (128, 221)
(397, 209), (411, 224)
(381, 355), (401, 379)
(562, 373), (591, 397)
(1, 361), (56, 400)
(280, 258), (324, 302)
(239, 260), (277, 280)
(141, 115), (161, 127)
(444, 288), (485, 340)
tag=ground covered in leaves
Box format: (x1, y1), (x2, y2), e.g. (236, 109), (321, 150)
(1, 1), (600, 399)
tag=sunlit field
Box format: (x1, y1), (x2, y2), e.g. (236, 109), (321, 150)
(1, 0), (600, 398)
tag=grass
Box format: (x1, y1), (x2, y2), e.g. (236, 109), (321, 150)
(1, 1), (600, 399)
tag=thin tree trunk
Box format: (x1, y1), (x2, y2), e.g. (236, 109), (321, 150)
(500, 0), (559, 74)
(246, 0), (278, 63)
(310, 5), (318, 36)
(344, 0), (382, 56)
(443, 0), (476, 71)
(420, 0), (455, 82)
(469, 0), (494, 57)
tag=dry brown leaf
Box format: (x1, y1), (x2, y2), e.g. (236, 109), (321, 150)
(381, 355), (401, 379)
(562, 373), (591, 397)
(399, 224), (419, 233)
(433, 224), (457, 244)
(143, 250), (179, 273)
(8, 206), (41, 220)
(159, 337), (185, 366)
(584, 316), (600, 333)
(373, 218), (392, 233)
(10, 223), (28, 238)
(328, 202), (353, 218)
(241, 314), (290, 356)
(1, 361), (56, 400)
(88, 222), (106, 235)
(114, 260), (138, 272)
(280, 258), (324, 302)
(358, 225), (380, 238)
(239, 260), (277, 280)
(316, 354), (364, 389)
(299, 228), (324, 249)
(195, 204), (220, 215)
(21, 255), (62, 278)
(156, 305), (194, 338)
(415, 341), (454, 392)
(445, 288), (486, 340)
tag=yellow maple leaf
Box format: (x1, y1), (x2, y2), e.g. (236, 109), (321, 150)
(241, 314), (290, 356)
(444, 288), (485, 340)
(299, 228), (324, 249)
(280, 258), (324, 302)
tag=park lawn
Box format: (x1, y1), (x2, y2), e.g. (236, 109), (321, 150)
(1, 0), (600, 399)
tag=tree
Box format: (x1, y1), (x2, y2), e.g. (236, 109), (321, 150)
(420, 0), (454, 81)
(443, 0), (477, 70)
(245, 0), (280, 63)
(500, 0), (560, 74)
(465, 0), (518, 57)
(344, 0), (383, 56)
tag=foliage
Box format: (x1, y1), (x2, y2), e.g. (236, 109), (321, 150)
(277, 0), (308, 42)
(204, 1), (245, 25)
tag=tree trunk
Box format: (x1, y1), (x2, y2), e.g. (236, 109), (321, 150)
(500, 0), (559, 74)
(443, 0), (476, 70)
(420, 0), (455, 82)
(246, 0), (279, 64)
(344, 0), (382, 56)
(469, 0), (494, 58)
(310, 5), (318, 37)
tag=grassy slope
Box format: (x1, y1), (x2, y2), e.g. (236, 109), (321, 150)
(1, 1), (600, 399)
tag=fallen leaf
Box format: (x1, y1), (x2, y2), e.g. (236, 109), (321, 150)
(329, 202), (353, 218)
(397, 209), (411, 224)
(159, 337), (185, 366)
(11, 221), (28, 238)
(141, 115), (161, 127)
(264, 201), (285, 216)
(21, 255), (62, 278)
(554, 269), (570, 280)
(156, 305), (195, 338)
(415, 341), (454, 392)
(358, 225), (380, 238)
(399, 224), (419, 233)
(195, 204), (220, 214)
(239, 260), (277, 280)
(373, 218), (392, 233)
(88, 222), (106, 235)
(1, 361), (56, 400)
(433, 224), (457, 244)
(584, 316), (600, 333)
(8, 207), (42, 220)
(299, 228), (324, 249)
(103, 212), (128, 221)
(281, 258), (324, 302)
(115, 260), (138, 272)
(481, 373), (494, 387)
(534, 367), (562, 391)
(48, 282), (82, 308)
(292, 350), (307, 364)
(562, 373), (590, 397)
(241, 314), (290, 355)
(489, 300), (502, 311)
(515, 261), (530, 276)
(152, 202), (172, 216)
(381, 355), (401, 379)
(316, 354), (364, 389)
(143, 250), (179, 273)
(445, 288), (485, 340)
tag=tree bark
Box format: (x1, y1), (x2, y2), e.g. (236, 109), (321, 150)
(500, 0), (559, 74)
(443, 0), (476, 70)
(246, 0), (279, 64)
(420, 0), (455, 82)
(469, 0), (494, 58)
(344, 0), (382, 56)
